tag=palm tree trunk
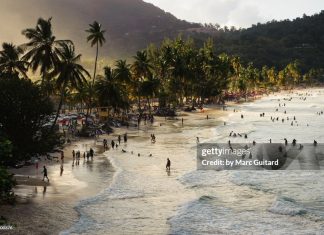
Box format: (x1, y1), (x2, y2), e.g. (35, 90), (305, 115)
(93, 43), (99, 85)
(147, 97), (151, 114)
(51, 87), (65, 132)
(138, 95), (141, 113)
(89, 43), (99, 116)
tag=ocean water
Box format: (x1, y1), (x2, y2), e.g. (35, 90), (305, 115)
(61, 89), (324, 235)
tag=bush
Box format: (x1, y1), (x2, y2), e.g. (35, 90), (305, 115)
(0, 77), (60, 165)
(0, 167), (16, 204)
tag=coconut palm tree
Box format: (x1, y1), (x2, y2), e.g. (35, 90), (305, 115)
(132, 51), (152, 80)
(22, 17), (71, 82)
(86, 21), (106, 85)
(74, 81), (93, 113)
(132, 50), (152, 112)
(114, 60), (131, 84)
(95, 66), (129, 116)
(50, 42), (90, 131)
(0, 43), (29, 78)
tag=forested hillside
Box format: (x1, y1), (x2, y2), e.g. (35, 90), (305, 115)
(206, 11), (324, 71)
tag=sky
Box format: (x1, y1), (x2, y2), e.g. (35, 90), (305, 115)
(144, 0), (324, 28)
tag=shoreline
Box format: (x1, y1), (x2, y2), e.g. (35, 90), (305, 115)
(2, 86), (322, 234)
(1, 138), (115, 235)
(0, 90), (280, 234)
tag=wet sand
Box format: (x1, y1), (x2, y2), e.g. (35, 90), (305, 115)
(1, 138), (115, 235)
(0, 93), (280, 234)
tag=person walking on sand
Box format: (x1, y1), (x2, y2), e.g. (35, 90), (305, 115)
(124, 133), (128, 143)
(42, 166), (49, 182)
(118, 135), (121, 145)
(111, 140), (115, 149)
(166, 158), (171, 171)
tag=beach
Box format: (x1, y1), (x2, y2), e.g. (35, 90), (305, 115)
(3, 88), (324, 235)
(1, 139), (115, 235)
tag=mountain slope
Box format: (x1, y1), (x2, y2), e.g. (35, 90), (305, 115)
(1, 0), (324, 71)
(0, 0), (199, 58)
(210, 11), (324, 71)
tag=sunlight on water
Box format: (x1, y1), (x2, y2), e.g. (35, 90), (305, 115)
(61, 89), (324, 235)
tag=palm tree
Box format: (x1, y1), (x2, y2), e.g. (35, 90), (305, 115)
(132, 50), (152, 112)
(115, 60), (131, 84)
(86, 21), (106, 85)
(22, 17), (71, 82)
(0, 43), (29, 78)
(51, 42), (90, 131)
(132, 51), (152, 80)
(95, 66), (129, 116)
(74, 81), (93, 113)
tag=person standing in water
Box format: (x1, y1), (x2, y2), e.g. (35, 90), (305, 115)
(90, 148), (94, 160)
(42, 166), (49, 182)
(166, 158), (171, 171)
(61, 151), (64, 164)
(60, 165), (64, 176)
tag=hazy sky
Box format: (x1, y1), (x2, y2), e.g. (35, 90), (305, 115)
(144, 0), (324, 28)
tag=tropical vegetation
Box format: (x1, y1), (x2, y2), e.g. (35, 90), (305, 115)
(0, 17), (323, 175)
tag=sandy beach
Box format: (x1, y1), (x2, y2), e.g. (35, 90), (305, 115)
(1, 138), (115, 235)
(2, 88), (324, 235)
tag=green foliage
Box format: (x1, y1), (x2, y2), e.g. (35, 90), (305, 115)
(22, 17), (72, 79)
(95, 66), (130, 112)
(208, 11), (324, 72)
(0, 137), (13, 165)
(0, 76), (59, 165)
(0, 43), (29, 78)
(0, 167), (16, 204)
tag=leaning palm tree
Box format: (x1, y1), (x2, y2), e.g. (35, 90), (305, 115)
(22, 17), (71, 83)
(50, 42), (90, 131)
(0, 43), (29, 78)
(86, 21), (106, 85)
